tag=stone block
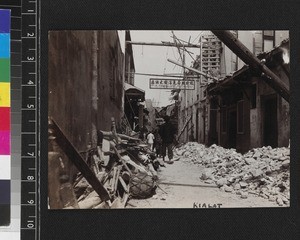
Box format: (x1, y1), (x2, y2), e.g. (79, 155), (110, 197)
(281, 195), (289, 204)
(224, 185), (233, 192)
(241, 192), (248, 199)
(253, 151), (261, 159)
(200, 169), (213, 180)
(281, 160), (290, 168)
(216, 178), (228, 187)
(276, 197), (284, 206)
(268, 196), (276, 202)
(250, 169), (264, 179)
(239, 181), (248, 188)
(233, 183), (241, 190)
(245, 158), (256, 165)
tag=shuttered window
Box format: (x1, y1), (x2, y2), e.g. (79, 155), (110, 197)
(263, 30), (275, 52)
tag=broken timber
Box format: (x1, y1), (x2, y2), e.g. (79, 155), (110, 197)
(49, 118), (111, 202)
(167, 58), (219, 81)
(176, 115), (192, 142)
(211, 30), (290, 103)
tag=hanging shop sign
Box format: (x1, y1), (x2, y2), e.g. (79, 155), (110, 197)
(149, 78), (195, 90)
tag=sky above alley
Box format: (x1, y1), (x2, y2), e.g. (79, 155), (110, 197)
(130, 30), (205, 107)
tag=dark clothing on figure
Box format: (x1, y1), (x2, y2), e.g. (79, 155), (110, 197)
(154, 132), (162, 156)
(161, 142), (173, 160)
(159, 120), (176, 160)
(159, 121), (176, 144)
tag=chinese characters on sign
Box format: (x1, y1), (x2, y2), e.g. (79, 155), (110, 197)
(149, 78), (195, 90)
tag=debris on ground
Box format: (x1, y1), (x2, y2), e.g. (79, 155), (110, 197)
(48, 117), (159, 209)
(174, 142), (290, 206)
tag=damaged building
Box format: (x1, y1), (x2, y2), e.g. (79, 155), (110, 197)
(49, 30), (125, 150)
(49, 30), (145, 150)
(178, 31), (289, 153)
(208, 39), (290, 152)
(48, 30), (159, 209)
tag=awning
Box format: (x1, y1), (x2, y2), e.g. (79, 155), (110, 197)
(208, 38), (290, 97)
(207, 66), (250, 94)
(125, 83), (145, 101)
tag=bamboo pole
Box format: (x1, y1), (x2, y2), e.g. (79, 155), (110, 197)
(167, 58), (219, 81)
(126, 41), (201, 48)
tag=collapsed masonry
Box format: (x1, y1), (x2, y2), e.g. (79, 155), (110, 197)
(175, 142), (290, 206)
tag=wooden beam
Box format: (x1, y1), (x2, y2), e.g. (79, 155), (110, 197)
(126, 41), (201, 48)
(128, 72), (199, 79)
(49, 118), (111, 202)
(167, 58), (219, 81)
(211, 30), (289, 102)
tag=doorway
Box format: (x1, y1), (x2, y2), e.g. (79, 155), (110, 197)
(263, 95), (278, 147)
(209, 100), (218, 145)
(228, 110), (237, 148)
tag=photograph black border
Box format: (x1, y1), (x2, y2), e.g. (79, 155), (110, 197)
(40, 1), (300, 239)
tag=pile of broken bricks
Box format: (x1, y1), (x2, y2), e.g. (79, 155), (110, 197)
(175, 142), (290, 206)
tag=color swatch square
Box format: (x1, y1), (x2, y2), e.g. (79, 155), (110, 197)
(0, 82), (10, 106)
(0, 34), (10, 58)
(0, 107), (10, 130)
(0, 204), (10, 226)
(0, 130), (10, 155)
(0, 59), (10, 82)
(0, 9), (11, 33)
(0, 180), (10, 204)
(0, 155), (10, 179)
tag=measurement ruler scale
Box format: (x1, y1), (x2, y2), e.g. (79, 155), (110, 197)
(20, 0), (39, 239)
(0, 0), (21, 237)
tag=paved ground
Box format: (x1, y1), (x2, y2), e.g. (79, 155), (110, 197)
(127, 157), (281, 208)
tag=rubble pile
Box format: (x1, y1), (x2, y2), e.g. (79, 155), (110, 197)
(175, 142), (290, 206)
(72, 137), (159, 209)
(48, 118), (158, 209)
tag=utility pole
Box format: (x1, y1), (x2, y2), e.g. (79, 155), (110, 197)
(183, 46), (189, 141)
(122, 31), (127, 113)
(127, 72), (200, 79)
(171, 31), (185, 142)
(91, 31), (98, 147)
(167, 59), (218, 81)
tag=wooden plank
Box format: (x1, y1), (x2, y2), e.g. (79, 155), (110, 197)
(118, 176), (129, 192)
(49, 118), (111, 202)
(176, 115), (192, 141)
(48, 152), (63, 209)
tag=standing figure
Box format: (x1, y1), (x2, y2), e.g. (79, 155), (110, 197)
(147, 131), (155, 151)
(159, 116), (176, 162)
(153, 129), (162, 157)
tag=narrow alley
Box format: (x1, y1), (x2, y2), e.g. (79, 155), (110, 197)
(47, 30), (290, 210)
(128, 143), (289, 208)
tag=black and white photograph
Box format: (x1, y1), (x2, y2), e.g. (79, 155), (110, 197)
(48, 30), (290, 209)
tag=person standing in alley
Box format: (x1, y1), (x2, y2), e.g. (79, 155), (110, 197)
(147, 131), (155, 151)
(153, 129), (162, 157)
(159, 115), (176, 163)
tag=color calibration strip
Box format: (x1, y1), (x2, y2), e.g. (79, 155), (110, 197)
(0, 8), (11, 227)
